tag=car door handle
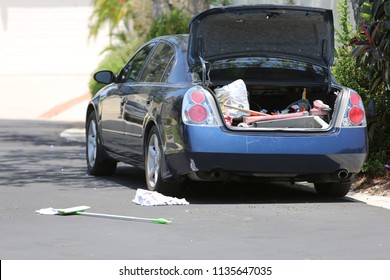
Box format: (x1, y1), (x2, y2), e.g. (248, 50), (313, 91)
(119, 86), (133, 95)
(146, 96), (153, 105)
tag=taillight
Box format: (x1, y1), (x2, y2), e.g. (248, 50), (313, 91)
(188, 104), (208, 123)
(182, 86), (222, 126)
(190, 91), (205, 104)
(342, 90), (366, 127)
(348, 107), (365, 125)
(349, 93), (361, 105)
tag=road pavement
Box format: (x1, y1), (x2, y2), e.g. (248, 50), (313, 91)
(1, 119), (390, 260)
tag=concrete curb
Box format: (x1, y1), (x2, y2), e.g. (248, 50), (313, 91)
(346, 192), (390, 210)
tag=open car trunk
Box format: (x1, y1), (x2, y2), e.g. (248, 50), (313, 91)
(195, 56), (340, 131)
(210, 82), (339, 131)
(188, 5), (339, 131)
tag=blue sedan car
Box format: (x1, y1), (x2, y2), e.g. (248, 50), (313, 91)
(86, 5), (367, 197)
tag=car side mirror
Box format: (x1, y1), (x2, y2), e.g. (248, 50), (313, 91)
(94, 70), (116, 84)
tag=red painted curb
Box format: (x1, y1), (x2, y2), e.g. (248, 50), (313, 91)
(39, 93), (91, 119)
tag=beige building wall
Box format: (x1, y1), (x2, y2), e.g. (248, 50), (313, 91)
(0, 0), (109, 75)
(0, 0), (110, 120)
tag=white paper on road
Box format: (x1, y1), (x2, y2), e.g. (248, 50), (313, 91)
(35, 207), (59, 215)
(132, 188), (189, 206)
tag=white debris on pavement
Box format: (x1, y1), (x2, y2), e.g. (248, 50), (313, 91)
(60, 128), (85, 143)
(132, 188), (189, 206)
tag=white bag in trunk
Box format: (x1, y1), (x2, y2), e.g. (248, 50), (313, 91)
(215, 79), (249, 118)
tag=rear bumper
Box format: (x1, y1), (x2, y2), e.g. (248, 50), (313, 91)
(165, 125), (368, 179)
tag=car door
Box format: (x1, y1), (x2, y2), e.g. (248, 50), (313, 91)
(99, 84), (124, 155)
(100, 42), (156, 155)
(123, 41), (175, 160)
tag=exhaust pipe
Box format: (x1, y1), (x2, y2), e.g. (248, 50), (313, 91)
(337, 169), (350, 180)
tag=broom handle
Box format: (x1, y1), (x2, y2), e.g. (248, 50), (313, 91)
(77, 211), (170, 224)
(224, 104), (269, 116)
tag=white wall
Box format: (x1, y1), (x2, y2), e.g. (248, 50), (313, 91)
(0, 0), (109, 75)
(0, 0), (110, 120)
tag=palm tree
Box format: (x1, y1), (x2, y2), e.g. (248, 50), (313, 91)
(89, 0), (215, 42)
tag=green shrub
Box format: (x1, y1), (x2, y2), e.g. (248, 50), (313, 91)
(363, 149), (389, 176)
(333, 0), (390, 176)
(147, 9), (191, 40)
(332, 0), (370, 99)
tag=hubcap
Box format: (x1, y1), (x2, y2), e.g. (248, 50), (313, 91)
(87, 119), (97, 167)
(146, 134), (160, 190)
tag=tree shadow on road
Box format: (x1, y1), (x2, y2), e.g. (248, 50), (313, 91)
(112, 165), (355, 206)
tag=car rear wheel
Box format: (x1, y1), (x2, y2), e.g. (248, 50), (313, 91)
(145, 126), (182, 196)
(314, 181), (351, 197)
(86, 111), (117, 176)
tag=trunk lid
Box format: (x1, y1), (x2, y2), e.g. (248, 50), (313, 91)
(188, 5), (334, 71)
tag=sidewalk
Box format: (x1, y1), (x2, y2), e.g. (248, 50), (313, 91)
(0, 75), (91, 123)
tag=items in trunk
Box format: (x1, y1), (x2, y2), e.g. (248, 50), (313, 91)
(215, 80), (332, 128)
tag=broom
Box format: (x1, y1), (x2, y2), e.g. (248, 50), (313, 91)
(44, 206), (171, 224)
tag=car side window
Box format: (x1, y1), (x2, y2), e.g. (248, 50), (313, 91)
(119, 43), (156, 83)
(139, 42), (175, 83)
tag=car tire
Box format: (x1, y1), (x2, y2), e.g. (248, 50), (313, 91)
(145, 126), (182, 196)
(314, 181), (351, 197)
(86, 111), (117, 176)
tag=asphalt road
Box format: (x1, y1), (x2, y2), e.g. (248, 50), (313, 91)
(1, 119), (390, 260)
